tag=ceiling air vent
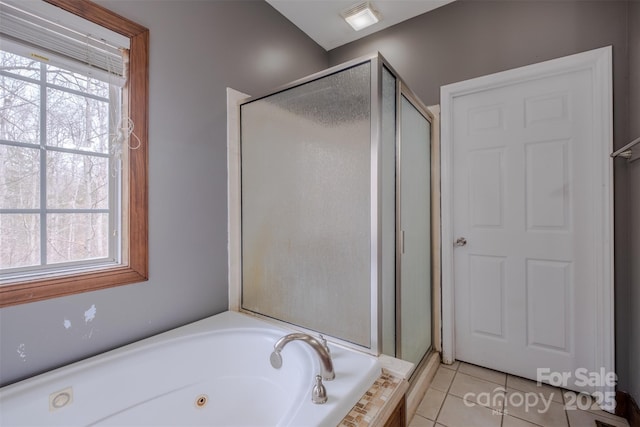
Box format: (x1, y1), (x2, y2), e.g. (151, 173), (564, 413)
(341, 2), (381, 31)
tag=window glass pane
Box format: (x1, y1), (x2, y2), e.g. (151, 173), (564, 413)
(0, 50), (40, 80)
(47, 66), (109, 98)
(46, 151), (109, 209)
(0, 213), (40, 268)
(0, 75), (40, 144)
(47, 213), (109, 264)
(46, 88), (109, 153)
(0, 145), (40, 209)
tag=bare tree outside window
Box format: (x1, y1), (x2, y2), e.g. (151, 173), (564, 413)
(1, 49), (116, 271)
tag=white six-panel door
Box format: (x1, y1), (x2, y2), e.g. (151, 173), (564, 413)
(441, 47), (614, 399)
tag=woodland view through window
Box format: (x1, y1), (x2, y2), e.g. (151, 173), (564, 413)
(1, 49), (119, 274)
(0, 0), (148, 307)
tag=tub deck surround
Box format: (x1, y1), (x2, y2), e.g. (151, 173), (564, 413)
(0, 311), (382, 427)
(378, 354), (415, 380)
(339, 370), (409, 427)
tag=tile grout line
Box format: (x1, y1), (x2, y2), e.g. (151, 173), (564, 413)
(505, 372), (566, 427)
(434, 363), (460, 426)
(500, 369), (507, 427)
(459, 363), (509, 387)
(459, 362), (509, 425)
(505, 413), (546, 427)
(562, 387), (572, 427)
(449, 363), (509, 427)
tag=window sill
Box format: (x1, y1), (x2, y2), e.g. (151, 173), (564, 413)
(0, 266), (148, 307)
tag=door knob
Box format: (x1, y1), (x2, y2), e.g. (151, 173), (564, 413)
(454, 237), (467, 247)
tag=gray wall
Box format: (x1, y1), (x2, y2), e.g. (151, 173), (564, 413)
(628, 0), (640, 405)
(0, 0), (327, 387)
(2, 0), (637, 406)
(330, 0), (635, 399)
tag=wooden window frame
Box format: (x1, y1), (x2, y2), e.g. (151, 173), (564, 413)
(0, 0), (149, 308)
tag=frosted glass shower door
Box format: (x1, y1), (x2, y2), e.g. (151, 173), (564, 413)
(240, 63), (372, 347)
(398, 95), (432, 365)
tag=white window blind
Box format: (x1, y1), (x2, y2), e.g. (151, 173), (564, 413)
(0, 0), (129, 85)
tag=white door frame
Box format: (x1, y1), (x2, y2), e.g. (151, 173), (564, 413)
(440, 47), (614, 387)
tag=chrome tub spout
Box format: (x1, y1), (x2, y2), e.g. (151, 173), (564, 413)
(269, 333), (335, 381)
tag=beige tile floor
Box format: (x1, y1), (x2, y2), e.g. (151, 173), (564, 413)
(409, 362), (630, 427)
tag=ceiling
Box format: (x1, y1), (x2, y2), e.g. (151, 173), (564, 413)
(266, 0), (456, 51)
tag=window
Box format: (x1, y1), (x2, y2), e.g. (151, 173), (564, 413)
(1, 44), (123, 274)
(0, 0), (148, 307)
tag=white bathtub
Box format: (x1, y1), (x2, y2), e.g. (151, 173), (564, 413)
(0, 311), (381, 426)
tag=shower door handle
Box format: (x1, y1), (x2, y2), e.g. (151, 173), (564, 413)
(454, 237), (467, 247)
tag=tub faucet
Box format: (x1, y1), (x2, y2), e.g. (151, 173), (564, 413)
(269, 333), (335, 381)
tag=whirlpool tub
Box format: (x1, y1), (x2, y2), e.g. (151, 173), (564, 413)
(0, 311), (381, 426)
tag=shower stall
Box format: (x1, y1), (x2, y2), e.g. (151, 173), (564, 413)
(236, 53), (434, 367)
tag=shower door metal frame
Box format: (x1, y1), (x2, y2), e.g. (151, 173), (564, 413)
(393, 77), (436, 362)
(235, 53), (384, 355)
(231, 53), (436, 358)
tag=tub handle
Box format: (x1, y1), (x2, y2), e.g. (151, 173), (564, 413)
(312, 375), (328, 404)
